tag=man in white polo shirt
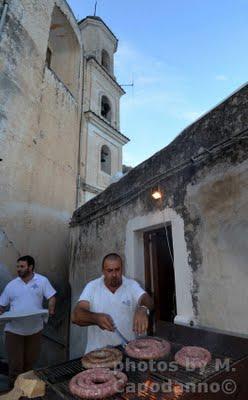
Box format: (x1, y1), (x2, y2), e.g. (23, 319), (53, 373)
(0, 255), (56, 386)
(72, 253), (153, 353)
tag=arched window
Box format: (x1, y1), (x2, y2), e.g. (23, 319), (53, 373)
(46, 6), (80, 97)
(101, 145), (111, 175)
(101, 96), (111, 122)
(101, 49), (111, 72)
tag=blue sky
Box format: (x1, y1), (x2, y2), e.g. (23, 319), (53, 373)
(67, 0), (248, 167)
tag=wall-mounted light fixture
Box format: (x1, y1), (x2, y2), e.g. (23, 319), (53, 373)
(151, 186), (162, 200)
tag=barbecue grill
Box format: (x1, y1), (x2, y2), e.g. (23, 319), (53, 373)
(35, 323), (248, 400)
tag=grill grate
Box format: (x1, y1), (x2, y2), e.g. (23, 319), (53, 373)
(37, 373), (183, 400)
(124, 341), (236, 385)
(35, 342), (242, 399)
(36, 358), (83, 384)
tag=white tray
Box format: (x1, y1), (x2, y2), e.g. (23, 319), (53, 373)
(0, 309), (48, 323)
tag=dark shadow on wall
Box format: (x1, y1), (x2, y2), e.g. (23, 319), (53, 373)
(38, 282), (72, 366)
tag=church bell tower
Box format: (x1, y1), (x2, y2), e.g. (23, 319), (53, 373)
(78, 16), (129, 204)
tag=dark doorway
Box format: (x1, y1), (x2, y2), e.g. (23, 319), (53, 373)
(144, 225), (177, 335)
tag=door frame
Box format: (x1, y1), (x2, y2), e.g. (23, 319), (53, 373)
(125, 208), (195, 326)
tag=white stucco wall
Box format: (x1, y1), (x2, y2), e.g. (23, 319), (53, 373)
(85, 123), (122, 189)
(79, 18), (126, 202)
(186, 160), (248, 335)
(79, 18), (116, 76)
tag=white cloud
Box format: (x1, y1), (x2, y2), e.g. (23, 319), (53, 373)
(121, 91), (170, 109)
(116, 42), (191, 118)
(136, 75), (161, 85)
(181, 110), (204, 123)
(115, 41), (210, 166)
(116, 41), (201, 118)
(215, 75), (228, 81)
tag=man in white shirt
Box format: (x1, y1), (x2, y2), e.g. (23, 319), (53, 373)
(72, 253), (153, 353)
(0, 255), (56, 386)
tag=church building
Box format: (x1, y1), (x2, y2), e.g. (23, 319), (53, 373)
(0, 0), (128, 364)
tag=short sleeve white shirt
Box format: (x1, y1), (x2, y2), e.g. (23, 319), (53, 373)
(78, 275), (145, 353)
(0, 273), (56, 335)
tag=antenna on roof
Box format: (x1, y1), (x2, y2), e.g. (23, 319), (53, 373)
(94, 1), (98, 16)
(120, 81), (134, 88)
(120, 75), (135, 92)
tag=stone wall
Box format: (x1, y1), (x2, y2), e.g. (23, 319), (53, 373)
(0, 0), (82, 364)
(69, 84), (248, 357)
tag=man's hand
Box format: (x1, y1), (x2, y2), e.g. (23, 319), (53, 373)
(71, 301), (114, 331)
(48, 296), (56, 316)
(0, 306), (5, 315)
(133, 307), (149, 335)
(95, 313), (115, 332)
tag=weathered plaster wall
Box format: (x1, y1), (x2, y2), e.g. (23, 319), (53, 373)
(69, 85), (248, 357)
(47, 5), (81, 97)
(0, 0), (82, 363)
(186, 160), (248, 333)
(85, 123), (122, 189)
(86, 59), (121, 130)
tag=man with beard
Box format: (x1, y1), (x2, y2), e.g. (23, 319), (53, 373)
(72, 253), (153, 353)
(0, 255), (56, 386)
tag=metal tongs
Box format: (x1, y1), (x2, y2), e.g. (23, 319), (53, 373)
(114, 325), (147, 347)
(114, 326), (129, 346)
